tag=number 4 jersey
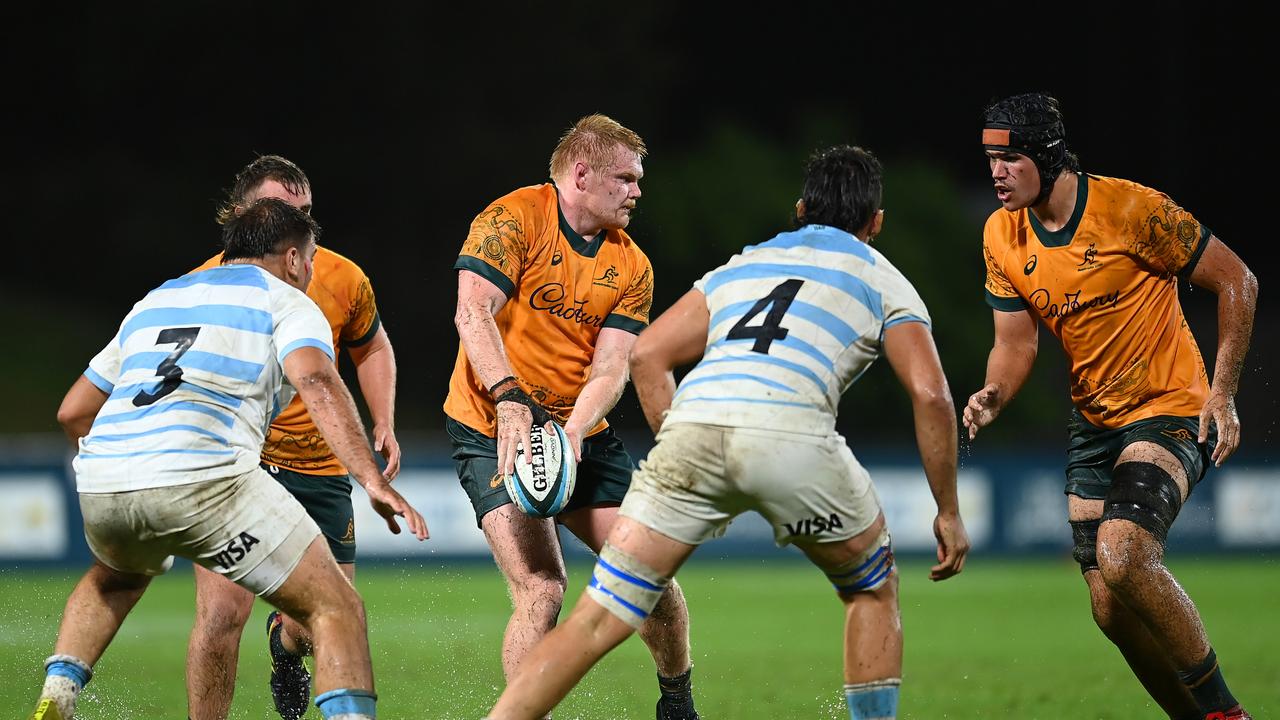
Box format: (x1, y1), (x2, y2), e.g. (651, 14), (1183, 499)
(663, 224), (931, 436)
(74, 264), (334, 493)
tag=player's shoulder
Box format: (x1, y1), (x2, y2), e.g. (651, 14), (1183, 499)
(982, 205), (1025, 236)
(607, 227), (648, 263)
(311, 245), (369, 287)
(1088, 173), (1171, 207)
(486, 183), (556, 215)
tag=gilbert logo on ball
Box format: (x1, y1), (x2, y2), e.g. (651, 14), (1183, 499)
(505, 422), (577, 518)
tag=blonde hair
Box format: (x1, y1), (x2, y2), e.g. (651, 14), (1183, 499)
(548, 114), (647, 180)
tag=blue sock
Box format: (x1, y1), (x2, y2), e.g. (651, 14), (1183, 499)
(845, 679), (900, 720)
(315, 688), (377, 719)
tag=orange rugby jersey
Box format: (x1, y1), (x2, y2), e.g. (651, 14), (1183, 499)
(983, 173), (1211, 428)
(194, 246), (381, 474)
(445, 183), (654, 437)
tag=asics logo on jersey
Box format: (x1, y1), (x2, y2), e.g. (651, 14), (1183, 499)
(1028, 288), (1121, 319)
(551, 251), (563, 266)
(1024, 255), (1038, 274)
(211, 531), (261, 569)
(529, 283), (604, 327)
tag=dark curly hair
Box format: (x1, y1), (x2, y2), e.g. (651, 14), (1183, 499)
(798, 145), (883, 237)
(222, 197), (321, 261)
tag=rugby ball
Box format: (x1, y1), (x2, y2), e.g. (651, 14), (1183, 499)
(504, 422), (577, 518)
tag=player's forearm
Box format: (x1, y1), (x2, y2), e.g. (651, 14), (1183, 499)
(566, 365), (628, 437)
(455, 301), (517, 390)
(983, 341), (1036, 412)
(1210, 267), (1258, 397)
(294, 369), (383, 487)
(354, 342), (397, 430)
(56, 376), (108, 446)
(630, 359), (676, 435)
(913, 391), (961, 514)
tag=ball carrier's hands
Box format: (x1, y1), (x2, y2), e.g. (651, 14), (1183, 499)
(491, 376), (554, 477)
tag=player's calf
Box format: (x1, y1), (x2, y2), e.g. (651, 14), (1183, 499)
(812, 528), (901, 720)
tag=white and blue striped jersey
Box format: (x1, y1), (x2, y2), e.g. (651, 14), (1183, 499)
(74, 264), (334, 493)
(663, 224), (930, 436)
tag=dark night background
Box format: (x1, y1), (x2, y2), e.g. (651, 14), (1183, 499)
(2, 4), (1270, 465)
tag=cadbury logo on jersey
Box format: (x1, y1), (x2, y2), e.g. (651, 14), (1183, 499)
(1029, 288), (1121, 319)
(530, 283), (605, 327)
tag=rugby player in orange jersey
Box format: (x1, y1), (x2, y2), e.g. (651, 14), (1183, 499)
(446, 114), (697, 720)
(185, 156), (401, 720)
(964, 92), (1257, 720)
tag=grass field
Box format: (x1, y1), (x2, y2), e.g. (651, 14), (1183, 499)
(1, 556), (1275, 719)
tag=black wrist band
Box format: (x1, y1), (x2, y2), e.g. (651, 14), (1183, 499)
(495, 386), (553, 427)
(488, 375), (519, 398)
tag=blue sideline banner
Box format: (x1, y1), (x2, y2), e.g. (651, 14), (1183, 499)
(2, 460), (1276, 563)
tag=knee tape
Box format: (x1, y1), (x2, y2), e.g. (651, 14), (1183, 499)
(1070, 519), (1100, 573)
(825, 527), (894, 594)
(1102, 462), (1183, 545)
(586, 543), (670, 629)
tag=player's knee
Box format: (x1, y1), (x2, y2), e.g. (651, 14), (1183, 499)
(585, 543), (671, 630)
(823, 527), (895, 600)
(1070, 519), (1100, 574)
(304, 583), (366, 630)
(1101, 461), (1182, 546)
(509, 570), (568, 612)
(194, 590), (254, 635)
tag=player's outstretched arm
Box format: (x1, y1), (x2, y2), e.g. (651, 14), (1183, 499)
(964, 308), (1038, 440)
(629, 289), (710, 435)
(284, 346), (428, 540)
(1188, 235), (1258, 466)
(56, 375), (109, 445)
(883, 320), (969, 581)
(349, 325), (400, 480)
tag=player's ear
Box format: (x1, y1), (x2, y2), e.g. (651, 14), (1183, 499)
(574, 160), (591, 191)
(861, 209), (884, 242)
(795, 199), (805, 222)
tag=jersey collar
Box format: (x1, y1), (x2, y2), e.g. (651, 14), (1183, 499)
(553, 183), (607, 258)
(1028, 172), (1089, 248)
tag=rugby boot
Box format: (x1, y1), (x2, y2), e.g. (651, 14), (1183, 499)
(656, 695), (700, 720)
(267, 611), (312, 720)
(1205, 707), (1252, 720)
(30, 699), (64, 720)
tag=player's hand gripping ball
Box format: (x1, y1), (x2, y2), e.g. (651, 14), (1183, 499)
(504, 422), (577, 518)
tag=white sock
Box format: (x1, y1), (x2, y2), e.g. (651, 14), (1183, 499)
(39, 675), (80, 718)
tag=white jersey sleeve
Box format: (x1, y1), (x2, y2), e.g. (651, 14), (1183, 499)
(84, 332), (123, 393)
(270, 283), (335, 366)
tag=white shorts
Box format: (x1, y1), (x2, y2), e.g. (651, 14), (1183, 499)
(620, 422), (882, 546)
(79, 467), (321, 596)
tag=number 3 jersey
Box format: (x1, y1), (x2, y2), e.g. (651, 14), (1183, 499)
(663, 224), (931, 436)
(74, 264), (335, 493)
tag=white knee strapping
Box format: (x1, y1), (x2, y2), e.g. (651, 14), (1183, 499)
(586, 543), (669, 629)
(825, 527), (894, 593)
